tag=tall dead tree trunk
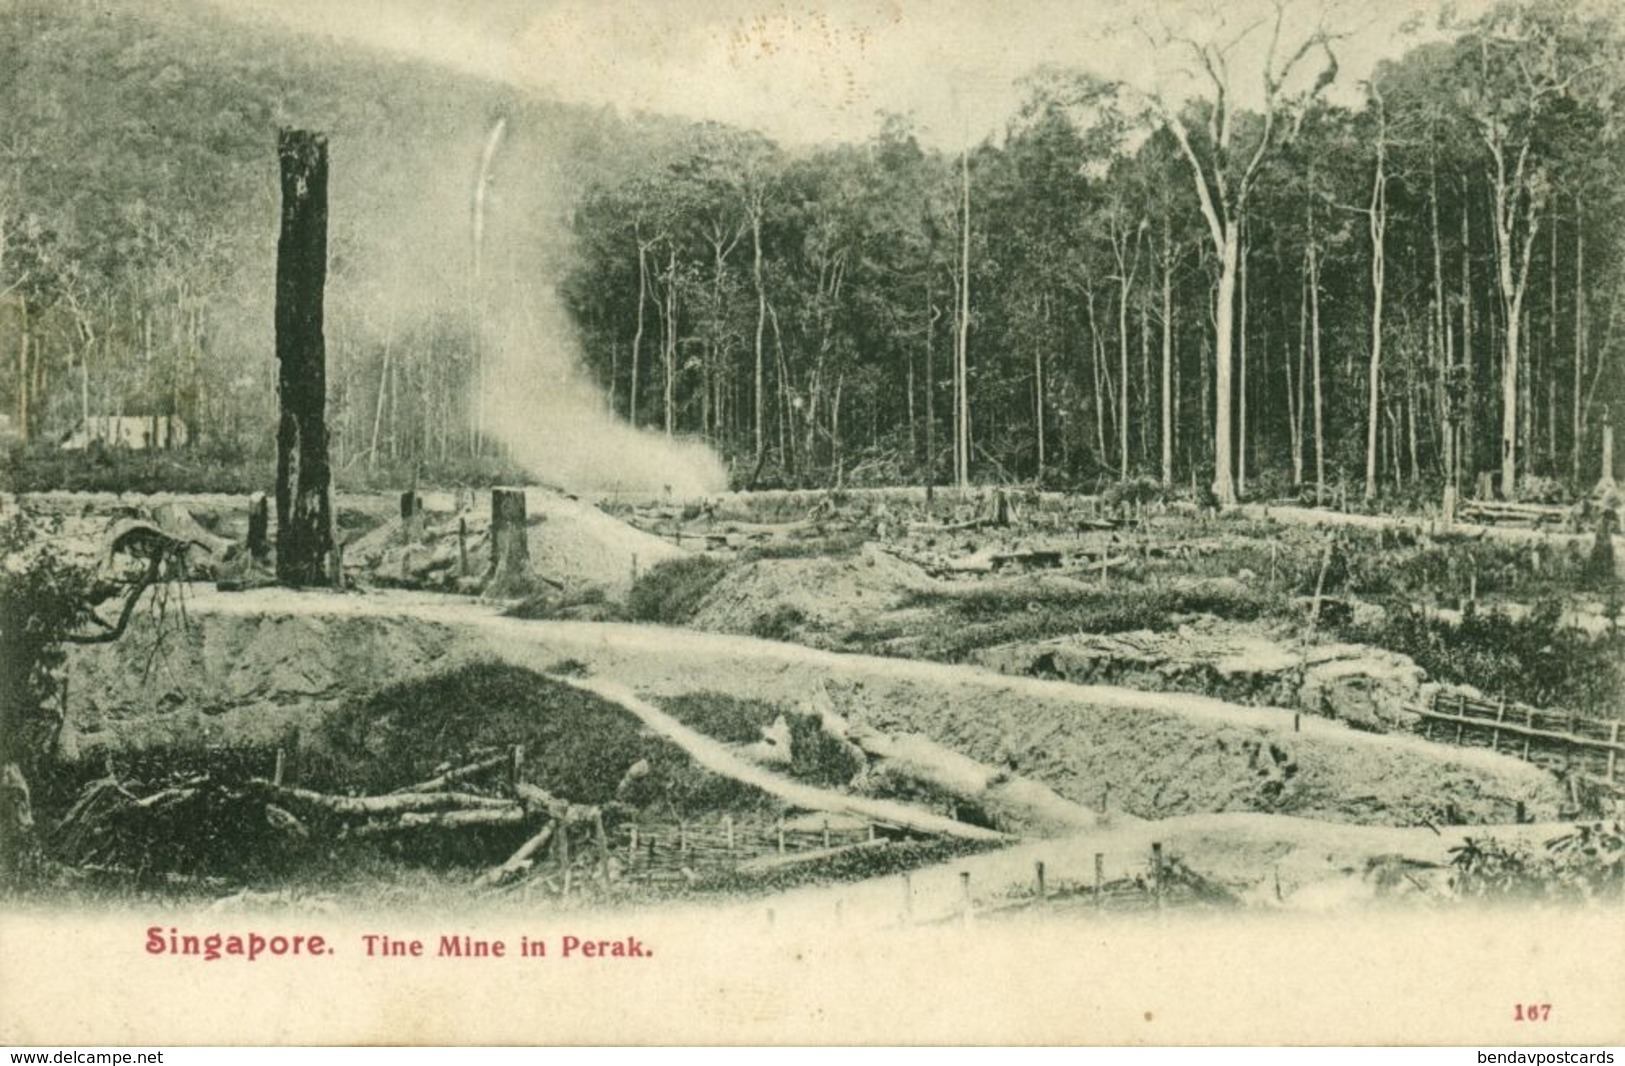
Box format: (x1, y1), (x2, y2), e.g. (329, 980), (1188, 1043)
(274, 129), (336, 588)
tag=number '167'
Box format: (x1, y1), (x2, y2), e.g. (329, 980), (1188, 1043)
(1513, 1004), (1552, 1021)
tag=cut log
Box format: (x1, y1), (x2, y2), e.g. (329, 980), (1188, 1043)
(243, 781), (514, 819)
(152, 502), (234, 559)
(842, 724), (1102, 835)
(388, 753), (507, 795)
(514, 782), (599, 827)
(354, 808), (529, 833)
(547, 674), (1007, 843)
(477, 821), (556, 887)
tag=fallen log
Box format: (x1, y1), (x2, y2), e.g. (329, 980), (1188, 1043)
(477, 821), (556, 887)
(243, 781), (514, 819)
(389, 753), (507, 795)
(515, 782), (600, 826)
(841, 724), (1103, 835)
(353, 807), (529, 834)
(546, 674), (1006, 843)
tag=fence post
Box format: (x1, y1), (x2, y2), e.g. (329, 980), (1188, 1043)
(272, 747), (285, 787)
(1524, 707), (1534, 761)
(559, 821), (571, 896)
(776, 820), (785, 855)
(823, 818), (831, 849)
(628, 824), (639, 866)
(1094, 852), (1105, 910)
(508, 744), (524, 797)
(678, 821), (688, 856)
(901, 872), (913, 925)
(959, 871), (973, 926)
(1493, 698), (1506, 753)
(724, 814), (734, 855)
(1035, 860), (1047, 906)
(1152, 842), (1164, 909)
(595, 810), (610, 888)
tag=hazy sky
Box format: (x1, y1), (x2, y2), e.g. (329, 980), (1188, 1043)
(202, 0), (1478, 148)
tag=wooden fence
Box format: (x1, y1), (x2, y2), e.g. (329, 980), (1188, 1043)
(1413, 690), (1622, 799)
(615, 815), (882, 884)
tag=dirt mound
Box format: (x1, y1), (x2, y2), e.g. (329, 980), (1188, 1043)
(346, 488), (686, 595)
(974, 623), (1432, 731)
(690, 544), (931, 641)
(317, 662), (770, 815)
(63, 592), (1564, 830)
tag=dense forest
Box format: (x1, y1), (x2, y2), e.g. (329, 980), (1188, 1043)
(3, 0), (1624, 501)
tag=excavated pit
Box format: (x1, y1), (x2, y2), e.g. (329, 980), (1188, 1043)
(62, 586), (1564, 829)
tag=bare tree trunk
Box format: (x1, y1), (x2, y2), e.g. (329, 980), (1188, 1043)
(752, 212), (766, 464)
(1238, 232), (1249, 498)
(1309, 232), (1325, 505)
(1573, 198), (1586, 482)
(1160, 211), (1174, 485)
(956, 147), (972, 489)
(274, 129), (336, 588)
(1035, 293), (1047, 478)
(1462, 189), (1474, 486)
(632, 239), (648, 427)
(1365, 114), (1388, 502)
(924, 284), (936, 488)
(664, 248), (677, 436)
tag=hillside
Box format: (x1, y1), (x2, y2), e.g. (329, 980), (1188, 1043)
(0, 0), (691, 466)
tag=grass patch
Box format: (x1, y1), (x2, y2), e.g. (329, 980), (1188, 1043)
(626, 555), (730, 624)
(892, 581), (1274, 661)
(1341, 603), (1625, 718)
(312, 661), (773, 818)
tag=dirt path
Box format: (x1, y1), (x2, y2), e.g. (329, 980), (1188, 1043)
(549, 673), (1005, 842)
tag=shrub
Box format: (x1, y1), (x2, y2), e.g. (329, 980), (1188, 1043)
(626, 555), (729, 624)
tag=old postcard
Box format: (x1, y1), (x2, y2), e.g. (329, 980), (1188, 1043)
(1, 0), (1622, 1047)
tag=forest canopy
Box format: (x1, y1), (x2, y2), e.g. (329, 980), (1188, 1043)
(2, 0), (1623, 501)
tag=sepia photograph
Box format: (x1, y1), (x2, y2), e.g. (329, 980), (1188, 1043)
(0, 0), (1622, 1047)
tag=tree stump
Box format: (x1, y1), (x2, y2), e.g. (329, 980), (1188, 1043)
(485, 488), (532, 598)
(273, 129), (336, 587)
(247, 492), (270, 563)
(400, 490), (423, 543)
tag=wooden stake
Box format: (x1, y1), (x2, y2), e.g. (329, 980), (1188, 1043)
(1152, 842), (1164, 907)
(822, 818), (831, 849)
(1035, 860), (1047, 905)
(508, 745), (524, 797)
(559, 821), (571, 896)
(1094, 852), (1104, 909)
(595, 810), (610, 888)
(457, 517), (469, 578)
